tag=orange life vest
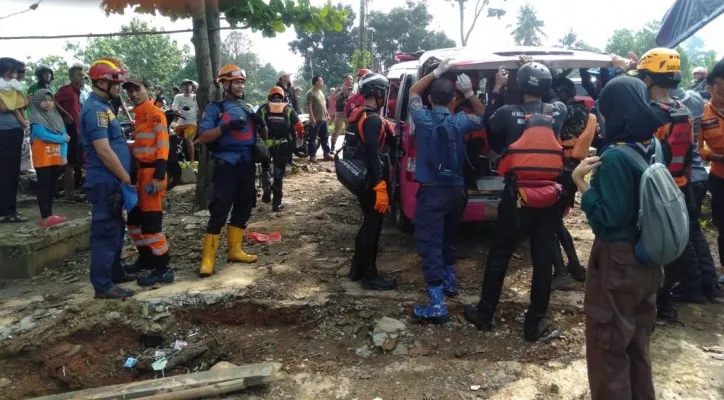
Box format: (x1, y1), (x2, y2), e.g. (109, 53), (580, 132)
(700, 103), (724, 179)
(498, 106), (564, 182)
(131, 100), (170, 165)
(653, 101), (693, 187)
(560, 113), (597, 160)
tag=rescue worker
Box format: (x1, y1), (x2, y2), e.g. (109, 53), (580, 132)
(258, 86), (304, 211)
(464, 62), (568, 341)
(700, 59), (724, 285)
(122, 77), (174, 286)
(345, 72), (397, 291)
(79, 57), (135, 299)
(628, 48), (699, 321)
(408, 59), (486, 322)
(550, 77), (596, 290)
(673, 87), (722, 301)
(197, 65), (267, 276)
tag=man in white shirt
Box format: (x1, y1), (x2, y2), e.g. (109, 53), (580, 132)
(172, 79), (199, 163)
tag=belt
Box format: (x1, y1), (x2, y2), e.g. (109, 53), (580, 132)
(265, 138), (288, 147)
(138, 162), (155, 169)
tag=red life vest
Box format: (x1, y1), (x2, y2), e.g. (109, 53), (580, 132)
(653, 101), (693, 187)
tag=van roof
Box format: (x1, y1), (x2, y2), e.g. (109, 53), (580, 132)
(419, 46), (614, 71)
(386, 60), (419, 78)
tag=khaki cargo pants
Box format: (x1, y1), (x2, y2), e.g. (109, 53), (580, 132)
(585, 239), (663, 400)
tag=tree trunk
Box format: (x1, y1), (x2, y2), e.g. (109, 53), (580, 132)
(192, 0), (214, 210)
(359, 0), (366, 68)
(458, 0), (466, 47)
(205, 0), (221, 102)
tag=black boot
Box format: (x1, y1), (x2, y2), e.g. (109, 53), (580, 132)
(568, 262), (587, 282)
(348, 256), (363, 281)
(551, 245), (576, 291)
(463, 303), (494, 331)
(523, 316), (549, 342)
(657, 293), (679, 323)
(359, 265), (396, 291)
(261, 191), (271, 204)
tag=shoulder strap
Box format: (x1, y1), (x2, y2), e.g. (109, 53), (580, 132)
(610, 145), (649, 171)
(542, 103), (554, 115)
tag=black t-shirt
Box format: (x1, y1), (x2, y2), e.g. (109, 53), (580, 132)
(111, 96), (123, 117)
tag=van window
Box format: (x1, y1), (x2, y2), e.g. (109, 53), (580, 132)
(396, 74), (414, 122)
(385, 77), (401, 119)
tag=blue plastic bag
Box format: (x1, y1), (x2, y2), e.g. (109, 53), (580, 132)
(121, 184), (138, 212)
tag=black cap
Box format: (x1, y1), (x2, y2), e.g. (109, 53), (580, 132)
(122, 77), (150, 89)
(429, 78), (455, 105)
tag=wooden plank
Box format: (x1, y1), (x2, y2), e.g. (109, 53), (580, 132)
(145, 379), (246, 400)
(30, 362), (281, 400)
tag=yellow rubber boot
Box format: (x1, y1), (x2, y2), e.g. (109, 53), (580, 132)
(199, 234), (220, 277)
(227, 226), (258, 263)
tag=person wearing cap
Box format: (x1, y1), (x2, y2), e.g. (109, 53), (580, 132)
(691, 66), (710, 99)
(407, 59), (485, 324)
(331, 74), (354, 152)
(197, 64), (267, 277)
(171, 86), (180, 97)
(275, 71), (299, 113)
(79, 57), (135, 300)
(172, 79), (199, 163)
(464, 61), (568, 342)
(122, 77), (174, 287)
(55, 64), (87, 200)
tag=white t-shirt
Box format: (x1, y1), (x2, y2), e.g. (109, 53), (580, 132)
(172, 93), (198, 126)
(0, 78), (23, 91)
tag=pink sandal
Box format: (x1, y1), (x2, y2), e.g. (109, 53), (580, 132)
(39, 215), (68, 228)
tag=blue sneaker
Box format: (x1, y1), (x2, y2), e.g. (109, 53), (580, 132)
(137, 268), (175, 287)
(442, 265), (459, 298)
(413, 285), (449, 324)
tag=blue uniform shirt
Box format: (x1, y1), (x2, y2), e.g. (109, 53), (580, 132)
(408, 95), (483, 186)
(79, 93), (131, 187)
(198, 100), (256, 165)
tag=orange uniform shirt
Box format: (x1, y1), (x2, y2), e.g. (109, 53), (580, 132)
(699, 102), (724, 179)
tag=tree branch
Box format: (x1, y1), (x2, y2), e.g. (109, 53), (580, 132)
(0, 26), (243, 40)
(463, 0), (488, 45)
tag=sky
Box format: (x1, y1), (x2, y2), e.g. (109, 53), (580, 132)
(1, 0), (723, 78)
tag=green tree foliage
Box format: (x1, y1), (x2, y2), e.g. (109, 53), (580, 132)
(22, 55), (71, 88)
(65, 18), (187, 92)
(682, 36), (719, 71)
(557, 28), (600, 52)
(366, 1), (457, 71)
(512, 3), (545, 46)
(289, 4), (357, 84)
(445, 0), (507, 47)
(604, 21), (701, 87)
(219, 31), (280, 105)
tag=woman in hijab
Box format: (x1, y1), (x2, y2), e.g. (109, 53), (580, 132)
(30, 89), (69, 228)
(570, 76), (663, 400)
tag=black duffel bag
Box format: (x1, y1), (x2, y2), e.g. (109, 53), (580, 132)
(335, 149), (369, 196)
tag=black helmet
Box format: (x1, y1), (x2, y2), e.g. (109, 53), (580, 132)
(358, 73), (390, 98)
(552, 77), (576, 100)
(517, 62), (551, 97)
(35, 65), (54, 81)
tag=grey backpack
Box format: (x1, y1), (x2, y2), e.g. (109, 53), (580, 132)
(610, 140), (689, 266)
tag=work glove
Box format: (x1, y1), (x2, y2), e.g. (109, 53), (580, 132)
(221, 117), (246, 133)
(456, 74), (475, 99)
(433, 57), (454, 78)
(373, 181), (389, 214)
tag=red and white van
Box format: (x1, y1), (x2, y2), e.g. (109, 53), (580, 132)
(384, 46), (613, 232)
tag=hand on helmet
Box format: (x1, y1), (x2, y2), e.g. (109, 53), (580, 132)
(221, 117), (246, 133)
(519, 55), (534, 65)
(456, 74), (475, 99)
(434, 58), (454, 78)
(373, 181), (389, 214)
(494, 66), (509, 90)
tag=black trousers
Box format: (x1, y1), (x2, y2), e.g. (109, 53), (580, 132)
(261, 142), (289, 207)
(0, 128), (24, 217)
(710, 173), (724, 268)
(36, 166), (62, 219)
(691, 179), (722, 298)
(206, 159), (256, 234)
(352, 189), (385, 278)
(477, 186), (561, 322)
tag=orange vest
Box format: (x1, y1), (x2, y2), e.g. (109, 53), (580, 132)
(131, 100), (169, 164)
(700, 102), (724, 179)
(31, 138), (63, 168)
(560, 113), (597, 160)
(498, 116), (564, 181)
(653, 102), (694, 187)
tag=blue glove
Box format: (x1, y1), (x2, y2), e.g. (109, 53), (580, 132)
(121, 184), (138, 212)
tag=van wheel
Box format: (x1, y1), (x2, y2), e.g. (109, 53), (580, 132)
(392, 197), (414, 234)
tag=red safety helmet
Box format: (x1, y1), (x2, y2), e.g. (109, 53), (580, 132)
(357, 68), (372, 79)
(88, 57), (128, 83)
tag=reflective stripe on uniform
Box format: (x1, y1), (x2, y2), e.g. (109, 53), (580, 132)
(135, 132), (155, 139)
(134, 147), (157, 154)
(157, 140), (169, 147)
(153, 124), (166, 133)
(671, 156), (686, 164)
(151, 244), (169, 255)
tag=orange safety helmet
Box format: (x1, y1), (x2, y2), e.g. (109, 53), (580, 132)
(268, 86), (285, 100)
(357, 68), (372, 79)
(88, 57), (128, 82)
(217, 64), (247, 83)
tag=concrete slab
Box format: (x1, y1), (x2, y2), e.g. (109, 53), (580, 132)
(0, 217), (90, 279)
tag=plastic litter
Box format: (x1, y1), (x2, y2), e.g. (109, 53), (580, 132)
(173, 340), (188, 350)
(124, 357), (137, 368)
(151, 358), (168, 371)
(246, 231), (282, 244)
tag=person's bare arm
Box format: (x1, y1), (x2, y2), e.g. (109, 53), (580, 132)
(92, 138), (131, 184)
(198, 127), (223, 145)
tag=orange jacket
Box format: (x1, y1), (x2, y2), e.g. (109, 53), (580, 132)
(131, 100), (169, 175)
(700, 102), (724, 179)
(560, 113), (597, 161)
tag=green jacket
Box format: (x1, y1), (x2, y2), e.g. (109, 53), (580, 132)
(580, 148), (644, 242)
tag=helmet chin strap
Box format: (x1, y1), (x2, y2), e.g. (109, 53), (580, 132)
(92, 80), (114, 99)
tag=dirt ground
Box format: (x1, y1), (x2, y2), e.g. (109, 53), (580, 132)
(0, 161), (723, 400)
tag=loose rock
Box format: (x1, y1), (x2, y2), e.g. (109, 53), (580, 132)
(355, 345), (373, 358)
(373, 317), (406, 335)
(210, 361), (238, 371)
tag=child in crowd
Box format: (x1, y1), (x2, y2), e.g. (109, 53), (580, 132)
(29, 89), (69, 228)
(0, 58), (28, 128)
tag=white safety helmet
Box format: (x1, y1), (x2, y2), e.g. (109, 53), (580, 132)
(693, 66), (708, 75)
